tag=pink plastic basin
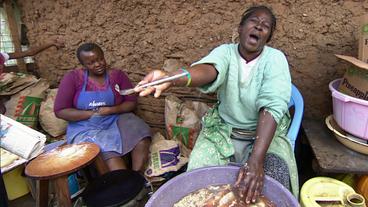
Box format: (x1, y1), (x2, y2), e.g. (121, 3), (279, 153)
(329, 79), (368, 140)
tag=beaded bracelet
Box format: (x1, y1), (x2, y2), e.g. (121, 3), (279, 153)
(180, 68), (192, 87)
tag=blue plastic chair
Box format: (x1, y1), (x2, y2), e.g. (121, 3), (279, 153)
(287, 84), (304, 150)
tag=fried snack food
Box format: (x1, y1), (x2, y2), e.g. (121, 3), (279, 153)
(174, 184), (275, 207)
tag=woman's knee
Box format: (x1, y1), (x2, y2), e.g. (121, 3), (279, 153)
(134, 137), (151, 150)
(264, 153), (291, 189)
(187, 141), (223, 171)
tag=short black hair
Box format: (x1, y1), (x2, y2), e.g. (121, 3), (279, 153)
(239, 5), (276, 42)
(76, 43), (104, 64)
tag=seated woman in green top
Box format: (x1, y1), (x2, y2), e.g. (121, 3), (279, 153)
(137, 5), (298, 204)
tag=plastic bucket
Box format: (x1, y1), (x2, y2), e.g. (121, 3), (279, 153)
(3, 166), (29, 200)
(145, 166), (298, 207)
(68, 173), (79, 195)
(329, 79), (368, 140)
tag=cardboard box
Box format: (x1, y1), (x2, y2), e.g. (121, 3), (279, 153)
(358, 14), (368, 63)
(337, 54), (368, 100)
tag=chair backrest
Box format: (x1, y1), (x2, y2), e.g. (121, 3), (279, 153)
(287, 84), (304, 150)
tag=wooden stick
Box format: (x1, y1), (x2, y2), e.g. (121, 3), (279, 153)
(54, 176), (72, 207)
(36, 179), (49, 207)
(3, 0), (27, 73)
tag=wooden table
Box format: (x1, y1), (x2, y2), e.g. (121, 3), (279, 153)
(25, 142), (108, 207)
(303, 119), (368, 174)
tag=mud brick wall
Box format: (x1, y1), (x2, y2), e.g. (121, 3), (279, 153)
(17, 0), (368, 130)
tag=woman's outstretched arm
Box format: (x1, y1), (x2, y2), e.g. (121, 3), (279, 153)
(136, 63), (218, 98)
(8, 40), (64, 59)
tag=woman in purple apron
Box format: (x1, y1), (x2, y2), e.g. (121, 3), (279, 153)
(54, 43), (151, 172)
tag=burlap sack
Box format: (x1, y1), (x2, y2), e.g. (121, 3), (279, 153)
(4, 79), (49, 129)
(165, 95), (209, 150)
(0, 73), (19, 90)
(145, 132), (188, 178)
(0, 72), (38, 96)
(162, 58), (183, 73)
(39, 89), (67, 137)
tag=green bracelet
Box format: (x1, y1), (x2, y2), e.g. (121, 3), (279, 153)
(180, 68), (192, 87)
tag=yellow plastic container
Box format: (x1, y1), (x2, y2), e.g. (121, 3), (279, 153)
(3, 166), (29, 200)
(301, 177), (356, 207)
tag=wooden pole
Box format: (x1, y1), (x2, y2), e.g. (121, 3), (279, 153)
(36, 180), (49, 207)
(3, 0), (27, 73)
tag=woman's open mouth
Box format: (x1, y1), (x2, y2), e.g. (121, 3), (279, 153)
(248, 33), (260, 44)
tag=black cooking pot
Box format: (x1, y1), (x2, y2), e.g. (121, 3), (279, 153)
(81, 169), (145, 207)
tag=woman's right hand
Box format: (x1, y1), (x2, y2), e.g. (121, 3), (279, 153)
(135, 70), (171, 98)
(234, 159), (265, 204)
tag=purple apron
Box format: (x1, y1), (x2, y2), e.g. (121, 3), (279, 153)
(66, 70), (123, 154)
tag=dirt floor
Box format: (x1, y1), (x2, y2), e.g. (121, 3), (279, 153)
(15, 0), (368, 128)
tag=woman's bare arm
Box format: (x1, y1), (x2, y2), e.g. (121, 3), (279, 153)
(137, 63), (218, 97)
(55, 108), (94, 122)
(8, 40), (64, 59)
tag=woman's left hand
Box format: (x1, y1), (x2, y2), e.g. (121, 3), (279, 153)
(234, 157), (264, 204)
